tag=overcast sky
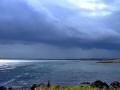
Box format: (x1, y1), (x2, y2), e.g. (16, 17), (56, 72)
(0, 0), (120, 59)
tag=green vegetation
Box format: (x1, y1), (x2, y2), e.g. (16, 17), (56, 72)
(1, 80), (120, 90)
(97, 59), (120, 63)
(51, 86), (103, 90)
(34, 85), (120, 90)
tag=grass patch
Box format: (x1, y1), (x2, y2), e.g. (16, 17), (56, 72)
(35, 85), (110, 90)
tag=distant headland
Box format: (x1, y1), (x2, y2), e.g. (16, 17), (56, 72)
(97, 59), (120, 63)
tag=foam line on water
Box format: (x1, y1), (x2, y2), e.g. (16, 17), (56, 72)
(1, 74), (25, 86)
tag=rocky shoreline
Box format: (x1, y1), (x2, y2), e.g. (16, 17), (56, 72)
(0, 80), (120, 90)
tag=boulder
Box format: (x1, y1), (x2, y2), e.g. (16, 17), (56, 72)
(0, 86), (7, 90)
(31, 84), (38, 90)
(8, 87), (13, 90)
(110, 81), (120, 89)
(91, 80), (109, 89)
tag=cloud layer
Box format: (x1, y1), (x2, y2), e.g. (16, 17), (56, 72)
(0, 0), (120, 58)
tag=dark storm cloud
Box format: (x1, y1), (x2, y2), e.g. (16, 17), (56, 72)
(0, 0), (120, 54)
(0, 0), (66, 44)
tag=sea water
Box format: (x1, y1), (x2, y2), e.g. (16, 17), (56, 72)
(0, 60), (120, 87)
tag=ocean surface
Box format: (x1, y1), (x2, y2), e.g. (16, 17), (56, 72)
(0, 60), (120, 88)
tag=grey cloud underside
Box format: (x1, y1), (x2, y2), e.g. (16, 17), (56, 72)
(0, 44), (120, 58)
(0, 0), (120, 51)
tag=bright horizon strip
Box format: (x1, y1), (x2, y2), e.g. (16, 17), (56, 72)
(0, 59), (67, 64)
(0, 59), (35, 63)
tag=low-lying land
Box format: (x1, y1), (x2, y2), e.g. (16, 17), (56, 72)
(0, 80), (120, 90)
(97, 59), (120, 63)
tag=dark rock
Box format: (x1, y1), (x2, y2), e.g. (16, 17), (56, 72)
(8, 87), (13, 90)
(0, 86), (7, 90)
(91, 80), (109, 89)
(47, 80), (51, 88)
(31, 84), (38, 90)
(110, 81), (120, 89)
